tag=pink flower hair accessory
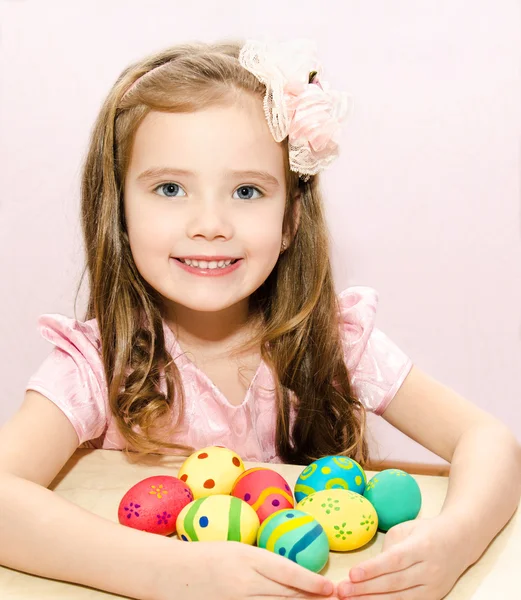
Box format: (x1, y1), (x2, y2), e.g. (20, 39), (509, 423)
(239, 39), (352, 179)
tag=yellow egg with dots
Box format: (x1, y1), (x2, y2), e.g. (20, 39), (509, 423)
(178, 446), (245, 499)
(297, 488), (378, 551)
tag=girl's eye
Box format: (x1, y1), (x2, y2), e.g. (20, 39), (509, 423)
(233, 185), (263, 200)
(154, 183), (186, 198)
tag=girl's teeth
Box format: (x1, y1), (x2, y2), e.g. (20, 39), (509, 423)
(183, 259), (234, 269)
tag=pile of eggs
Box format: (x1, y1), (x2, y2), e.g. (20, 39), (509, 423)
(118, 446), (422, 573)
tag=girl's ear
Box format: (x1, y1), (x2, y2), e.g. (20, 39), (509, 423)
(283, 193), (301, 248)
(293, 192), (301, 230)
(291, 193), (301, 239)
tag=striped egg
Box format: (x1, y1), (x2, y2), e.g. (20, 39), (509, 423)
(178, 446), (245, 499)
(294, 456), (367, 503)
(231, 467), (294, 523)
(257, 509), (330, 573)
(176, 494), (260, 544)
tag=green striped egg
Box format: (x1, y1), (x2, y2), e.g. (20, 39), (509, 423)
(176, 494), (260, 544)
(257, 509), (330, 573)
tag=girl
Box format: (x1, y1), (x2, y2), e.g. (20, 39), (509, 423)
(0, 38), (519, 600)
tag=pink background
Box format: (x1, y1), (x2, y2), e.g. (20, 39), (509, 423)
(1, 0), (520, 466)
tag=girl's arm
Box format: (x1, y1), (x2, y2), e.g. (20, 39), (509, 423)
(338, 365), (521, 599)
(1, 392), (336, 600)
(0, 473), (180, 599)
(0, 391), (176, 600)
(380, 365), (521, 564)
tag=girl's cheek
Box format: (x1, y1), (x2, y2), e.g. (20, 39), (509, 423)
(132, 204), (175, 229)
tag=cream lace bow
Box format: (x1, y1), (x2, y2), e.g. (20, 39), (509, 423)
(239, 39), (352, 178)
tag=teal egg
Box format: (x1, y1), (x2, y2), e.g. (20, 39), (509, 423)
(257, 509), (330, 573)
(294, 456), (367, 503)
(363, 469), (422, 532)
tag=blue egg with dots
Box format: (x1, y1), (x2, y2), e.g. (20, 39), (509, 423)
(257, 509), (330, 573)
(294, 456), (367, 503)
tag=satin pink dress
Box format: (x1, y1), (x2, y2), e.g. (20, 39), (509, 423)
(26, 286), (413, 463)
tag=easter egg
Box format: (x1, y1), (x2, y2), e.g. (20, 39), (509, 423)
(118, 475), (193, 535)
(176, 494), (260, 544)
(231, 467), (294, 523)
(363, 469), (422, 532)
(297, 489), (378, 551)
(294, 456), (367, 503)
(257, 509), (330, 573)
(178, 446), (245, 499)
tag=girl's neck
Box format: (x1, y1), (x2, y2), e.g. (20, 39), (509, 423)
(162, 301), (263, 361)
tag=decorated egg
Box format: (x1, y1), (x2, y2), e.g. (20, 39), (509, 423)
(363, 469), (422, 532)
(176, 494), (260, 544)
(231, 467), (294, 523)
(118, 475), (193, 535)
(294, 456), (367, 503)
(257, 509), (330, 573)
(297, 489), (378, 551)
(178, 446), (245, 499)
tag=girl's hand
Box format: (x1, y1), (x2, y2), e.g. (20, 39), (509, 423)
(154, 539), (338, 600)
(336, 516), (470, 599)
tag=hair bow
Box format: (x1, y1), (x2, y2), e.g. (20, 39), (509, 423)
(239, 39), (352, 179)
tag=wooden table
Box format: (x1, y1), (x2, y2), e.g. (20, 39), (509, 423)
(0, 449), (518, 599)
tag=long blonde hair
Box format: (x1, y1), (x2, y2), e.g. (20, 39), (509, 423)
(76, 40), (369, 465)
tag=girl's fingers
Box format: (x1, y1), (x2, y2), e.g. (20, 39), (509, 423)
(262, 577), (337, 600)
(338, 586), (426, 600)
(348, 543), (419, 583)
(338, 562), (424, 598)
(255, 552), (335, 597)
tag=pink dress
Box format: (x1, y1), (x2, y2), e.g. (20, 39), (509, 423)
(25, 286), (412, 463)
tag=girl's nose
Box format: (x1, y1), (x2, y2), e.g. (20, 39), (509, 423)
(186, 199), (234, 240)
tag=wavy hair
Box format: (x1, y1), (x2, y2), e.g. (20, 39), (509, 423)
(76, 40), (369, 465)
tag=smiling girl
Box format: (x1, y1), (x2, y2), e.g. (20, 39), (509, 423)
(0, 39), (519, 600)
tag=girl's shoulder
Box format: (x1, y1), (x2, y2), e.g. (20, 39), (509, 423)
(35, 313), (102, 354)
(26, 314), (107, 446)
(337, 285), (379, 351)
(336, 286), (413, 415)
(337, 285), (378, 316)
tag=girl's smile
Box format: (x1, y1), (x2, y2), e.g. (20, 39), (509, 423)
(171, 256), (243, 276)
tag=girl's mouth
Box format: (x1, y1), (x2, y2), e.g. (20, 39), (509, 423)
(172, 257), (242, 276)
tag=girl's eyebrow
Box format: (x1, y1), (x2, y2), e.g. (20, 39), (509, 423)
(136, 167), (280, 187)
(229, 170), (280, 188)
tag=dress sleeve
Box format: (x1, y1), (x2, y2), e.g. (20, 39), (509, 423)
(338, 286), (413, 415)
(25, 314), (108, 445)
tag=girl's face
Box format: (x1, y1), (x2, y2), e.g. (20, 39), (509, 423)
(123, 93), (293, 324)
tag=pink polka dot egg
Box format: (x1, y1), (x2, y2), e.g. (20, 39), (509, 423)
(118, 475), (194, 536)
(231, 467), (295, 523)
(177, 446), (245, 499)
(176, 494), (260, 544)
